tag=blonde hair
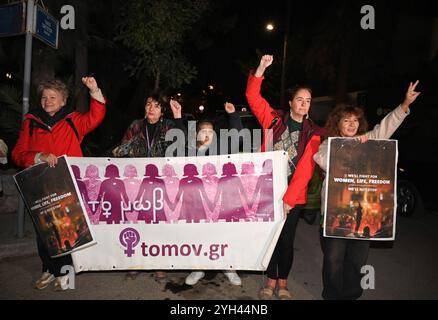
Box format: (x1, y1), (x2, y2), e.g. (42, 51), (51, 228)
(37, 79), (69, 102)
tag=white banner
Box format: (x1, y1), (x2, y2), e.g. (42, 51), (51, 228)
(69, 151), (288, 272)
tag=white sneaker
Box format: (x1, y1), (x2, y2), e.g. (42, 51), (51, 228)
(53, 275), (71, 291)
(224, 271), (241, 286)
(185, 271), (205, 286)
(35, 271), (55, 290)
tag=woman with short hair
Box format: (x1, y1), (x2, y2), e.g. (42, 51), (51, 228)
(12, 77), (106, 291)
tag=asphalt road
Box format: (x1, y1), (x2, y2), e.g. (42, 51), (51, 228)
(1, 209), (437, 300)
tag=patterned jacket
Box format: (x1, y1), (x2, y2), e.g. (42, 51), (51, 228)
(112, 118), (186, 158)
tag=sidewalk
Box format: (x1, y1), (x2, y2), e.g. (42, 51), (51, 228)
(0, 254), (317, 300)
(1, 169), (37, 259)
(0, 212), (37, 260)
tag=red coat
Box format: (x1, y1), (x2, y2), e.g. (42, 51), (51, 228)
(12, 97), (106, 168)
(245, 73), (325, 209)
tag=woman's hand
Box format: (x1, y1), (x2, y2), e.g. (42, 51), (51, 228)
(283, 202), (292, 219)
(254, 55), (273, 77)
(401, 80), (421, 112)
(356, 135), (368, 144)
(170, 99), (182, 119)
(260, 55), (273, 69)
(39, 153), (58, 167)
(224, 102), (236, 114)
(82, 77), (99, 93)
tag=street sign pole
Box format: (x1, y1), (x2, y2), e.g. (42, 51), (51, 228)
(23, 0), (34, 119)
(18, 0), (35, 239)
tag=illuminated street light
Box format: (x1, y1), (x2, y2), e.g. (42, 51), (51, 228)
(208, 85), (214, 90)
(199, 105), (205, 112)
(266, 23), (274, 31)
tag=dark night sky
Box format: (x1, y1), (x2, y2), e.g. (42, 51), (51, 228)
(189, 0), (331, 105)
(183, 0), (436, 108)
(52, 1), (438, 145)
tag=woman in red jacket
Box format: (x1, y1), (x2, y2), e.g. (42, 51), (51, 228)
(246, 55), (325, 300)
(12, 77), (106, 291)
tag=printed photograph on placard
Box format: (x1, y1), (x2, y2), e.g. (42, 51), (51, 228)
(14, 156), (95, 257)
(323, 138), (397, 241)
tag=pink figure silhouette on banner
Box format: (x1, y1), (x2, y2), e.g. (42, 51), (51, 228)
(122, 165), (141, 223)
(162, 164), (181, 221)
(84, 165), (101, 200)
(201, 163), (219, 221)
(70, 165), (92, 220)
(83, 165), (102, 224)
(240, 162), (258, 219)
(135, 164), (170, 224)
(250, 159), (274, 221)
(213, 162), (250, 222)
(95, 164), (130, 224)
(172, 164), (214, 223)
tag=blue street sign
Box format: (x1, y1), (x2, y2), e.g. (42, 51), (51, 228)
(0, 2), (26, 37)
(33, 5), (58, 48)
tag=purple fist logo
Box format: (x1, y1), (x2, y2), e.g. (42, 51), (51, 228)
(119, 228), (140, 257)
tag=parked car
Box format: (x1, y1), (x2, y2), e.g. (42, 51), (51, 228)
(396, 136), (436, 214)
(396, 158), (433, 216)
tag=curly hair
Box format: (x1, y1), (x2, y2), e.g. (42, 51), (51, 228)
(37, 79), (69, 102)
(325, 104), (368, 137)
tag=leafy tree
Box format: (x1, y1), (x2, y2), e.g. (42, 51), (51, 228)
(115, 0), (209, 90)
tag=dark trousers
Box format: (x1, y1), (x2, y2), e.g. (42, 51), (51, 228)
(36, 233), (73, 277)
(320, 229), (370, 300)
(266, 206), (301, 279)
